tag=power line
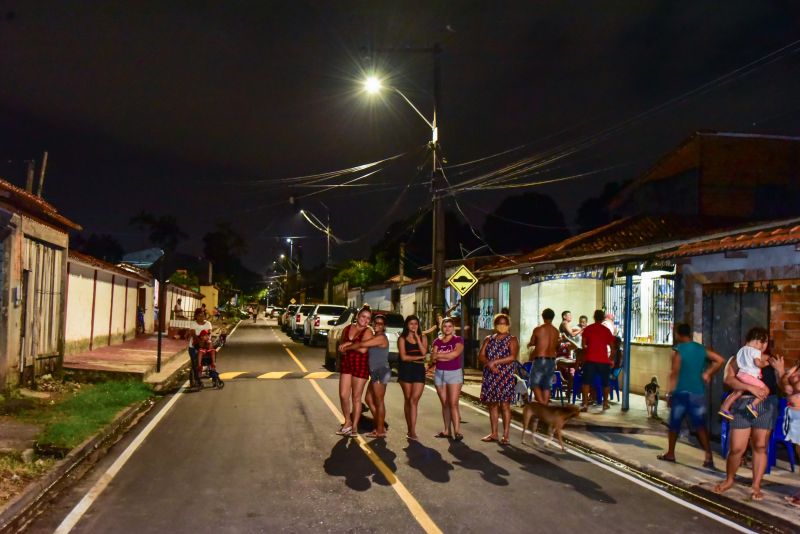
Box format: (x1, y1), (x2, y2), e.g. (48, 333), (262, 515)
(445, 37), (800, 192)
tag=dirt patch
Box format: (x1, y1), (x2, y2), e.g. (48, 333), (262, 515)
(0, 453), (55, 505)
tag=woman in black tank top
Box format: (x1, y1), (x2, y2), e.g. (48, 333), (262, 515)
(398, 315), (428, 440)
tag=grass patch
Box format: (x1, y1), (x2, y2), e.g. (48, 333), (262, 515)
(21, 381), (152, 451)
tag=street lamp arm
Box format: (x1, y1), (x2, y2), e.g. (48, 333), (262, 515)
(394, 88), (434, 130)
(300, 209), (328, 232)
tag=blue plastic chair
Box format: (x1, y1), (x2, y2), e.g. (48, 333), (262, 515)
(768, 398), (796, 473)
(551, 370), (567, 405)
(571, 369), (583, 404)
(521, 361), (534, 402)
(608, 368), (622, 402)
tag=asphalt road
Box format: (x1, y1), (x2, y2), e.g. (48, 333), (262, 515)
(25, 319), (741, 534)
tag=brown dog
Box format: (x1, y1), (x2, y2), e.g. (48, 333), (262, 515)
(520, 402), (580, 451)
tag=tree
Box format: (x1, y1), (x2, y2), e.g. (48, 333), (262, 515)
(482, 192), (570, 253)
(334, 259), (386, 288)
(129, 211), (187, 253)
(575, 180), (630, 234)
(71, 233), (124, 262)
(369, 209), (483, 276)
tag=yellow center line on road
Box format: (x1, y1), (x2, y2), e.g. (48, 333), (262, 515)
(282, 346), (442, 534)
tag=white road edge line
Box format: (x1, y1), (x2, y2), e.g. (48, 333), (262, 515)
(424, 385), (756, 534)
(54, 384), (188, 534)
(54, 320), (244, 533)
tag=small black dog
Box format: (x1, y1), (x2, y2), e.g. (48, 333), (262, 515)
(644, 376), (660, 419)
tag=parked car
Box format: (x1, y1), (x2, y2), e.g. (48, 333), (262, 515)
(303, 304), (347, 346)
(324, 308), (404, 370)
(270, 307), (284, 319)
(291, 304), (316, 339)
(280, 305), (298, 331)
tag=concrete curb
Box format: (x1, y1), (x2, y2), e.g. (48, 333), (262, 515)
(457, 388), (796, 534)
(0, 398), (156, 534)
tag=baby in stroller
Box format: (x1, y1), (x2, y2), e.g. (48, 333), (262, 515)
(195, 329), (224, 389)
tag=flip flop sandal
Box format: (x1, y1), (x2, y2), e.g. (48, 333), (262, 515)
(746, 404), (759, 418)
(434, 432), (451, 439)
(481, 435), (498, 442)
(657, 454), (676, 463)
(453, 433), (464, 442)
(702, 460), (715, 469)
(499, 437), (510, 445)
(784, 495), (800, 508)
(335, 425), (353, 436)
(718, 410), (734, 421)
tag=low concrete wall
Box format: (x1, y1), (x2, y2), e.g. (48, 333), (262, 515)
(628, 343), (672, 395)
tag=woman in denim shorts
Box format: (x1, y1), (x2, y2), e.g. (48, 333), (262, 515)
(431, 318), (464, 441)
(714, 354), (785, 501)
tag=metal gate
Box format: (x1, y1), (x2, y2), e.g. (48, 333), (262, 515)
(20, 238), (64, 378)
(702, 285), (769, 437)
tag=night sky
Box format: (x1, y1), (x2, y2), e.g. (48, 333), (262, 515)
(2, 1), (800, 273)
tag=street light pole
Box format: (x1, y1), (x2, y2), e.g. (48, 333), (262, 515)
(362, 43), (445, 317)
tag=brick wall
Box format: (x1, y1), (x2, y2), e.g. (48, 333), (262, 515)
(770, 280), (800, 367)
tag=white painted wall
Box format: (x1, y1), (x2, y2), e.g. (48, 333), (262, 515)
(66, 261), (143, 354)
(519, 278), (604, 341)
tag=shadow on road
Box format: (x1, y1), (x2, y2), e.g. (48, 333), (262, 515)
(590, 431), (662, 450)
(448, 442), (510, 486)
(403, 440), (454, 483)
(499, 444), (617, 504)
(323, 437), (397, 491)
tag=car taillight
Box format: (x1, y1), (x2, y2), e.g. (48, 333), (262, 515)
(295, 313), (301, 323)
(314, 316), (320, 327)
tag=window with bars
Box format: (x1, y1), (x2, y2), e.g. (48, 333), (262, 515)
(604, 276), (673, 344)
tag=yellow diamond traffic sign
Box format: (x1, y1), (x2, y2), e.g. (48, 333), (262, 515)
(290, 298), (296, 304)
(447, 265), (478, 297)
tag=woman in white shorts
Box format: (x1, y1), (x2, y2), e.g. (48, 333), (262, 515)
(431, 318), (464, 441)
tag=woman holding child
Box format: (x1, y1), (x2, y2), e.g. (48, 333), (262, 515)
(714, 327), (785, 502)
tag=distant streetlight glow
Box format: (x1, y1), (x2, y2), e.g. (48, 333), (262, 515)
(364, 76), (382, 94)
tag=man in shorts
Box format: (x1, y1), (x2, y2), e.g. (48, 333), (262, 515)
(526, 308), (560, 404)
(658, 323), (725, 467)
(580, 310), (619, 411)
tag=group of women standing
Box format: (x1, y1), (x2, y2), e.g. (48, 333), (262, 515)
(334, 306), (521, 444)
(335, 306), (466, 441)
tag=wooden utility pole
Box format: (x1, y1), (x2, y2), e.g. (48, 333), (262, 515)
(36, 151), (48, 197)
(25, 160), (35, 193)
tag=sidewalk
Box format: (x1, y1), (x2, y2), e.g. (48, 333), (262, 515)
(460, 369), (800, 528)
(63, 334), (188, 381)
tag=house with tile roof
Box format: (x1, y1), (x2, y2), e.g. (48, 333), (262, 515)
(0, 178), (81, 389)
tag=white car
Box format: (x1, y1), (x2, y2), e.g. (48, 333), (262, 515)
(290, 304), (315, 339)
(325, 308), (405, 370)
(303, 304), (347, 346)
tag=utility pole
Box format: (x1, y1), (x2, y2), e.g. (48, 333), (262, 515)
(25, 160), (35, 193)
(326, 213), (333, 303)
(430, 43), (446, 319)
(36, 151), (48, 197)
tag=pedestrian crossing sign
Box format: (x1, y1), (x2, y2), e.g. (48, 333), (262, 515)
(447, 265), (478, 296)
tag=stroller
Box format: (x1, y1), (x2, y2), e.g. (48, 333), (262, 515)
(195, 330), (224, 389)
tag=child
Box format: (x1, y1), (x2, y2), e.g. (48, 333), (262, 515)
(718, 327), (769, 420)
(782, 368), (800, 507)
(195, 329), (221, 386)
